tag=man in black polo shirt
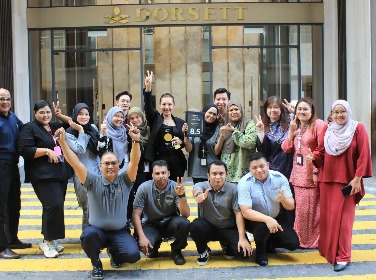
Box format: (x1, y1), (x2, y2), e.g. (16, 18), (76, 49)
(190, 160), (252, 265)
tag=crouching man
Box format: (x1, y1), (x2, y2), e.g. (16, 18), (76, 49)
(132, 160), (190, 265)
(238, 152), (299, 266)
(56, 126), (141, 280)
(190, 160), (252, 265)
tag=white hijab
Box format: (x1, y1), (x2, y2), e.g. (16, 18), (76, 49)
(324, 100), (358, 156)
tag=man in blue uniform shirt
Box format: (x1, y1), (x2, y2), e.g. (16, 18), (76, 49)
(237, 152), (299, 266)
(0, 88), (32, 260)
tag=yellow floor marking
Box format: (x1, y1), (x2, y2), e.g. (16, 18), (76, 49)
(355, 209), (376, 216)
(20, 209), (83, 216)
(19, 218), (83, 226)
(353, 221), (376, 230)
(21, 194), (78, 199)
(21, 201), (80, 206)
(2, 249), (376, 272)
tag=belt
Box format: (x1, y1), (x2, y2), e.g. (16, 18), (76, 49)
(0, 159), (18, 165)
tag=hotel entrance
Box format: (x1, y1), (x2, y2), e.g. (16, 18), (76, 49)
(27, 2), (324, 124)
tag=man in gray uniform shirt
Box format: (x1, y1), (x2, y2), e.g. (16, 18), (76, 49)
(190, 160), (252, 266)
(55, 125), (141, 280)
(133, 160), (190, 265)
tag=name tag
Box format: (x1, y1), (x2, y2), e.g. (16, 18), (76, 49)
(54, 146), (62, 156)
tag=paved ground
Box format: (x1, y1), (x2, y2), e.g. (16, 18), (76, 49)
(1, 177), (376, 280)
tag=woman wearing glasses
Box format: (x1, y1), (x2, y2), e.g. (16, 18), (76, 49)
(314, 100), (372, 271)
(65, 103), (100, 229)
(18, 100), (71, 258)
(281, 97), (327, 249)
(143, 71), (186, 181)
(98, 106), (129, 175)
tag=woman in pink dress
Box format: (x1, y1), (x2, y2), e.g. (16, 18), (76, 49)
(281, 97), (327, 248)
(314, 100), (372, 271)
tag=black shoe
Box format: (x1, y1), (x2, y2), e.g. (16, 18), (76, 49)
(107, 248), (122, 268)
(148, 240), (162, 258)
(9, 239), (32, 249)
(91, 259), (103, 279)
(255, 255), (268, 266)
(267, 243), (277, 254)
(0, 248), (20, 259)
(334, 262), (350, 272)
(171, 249), (186, 265)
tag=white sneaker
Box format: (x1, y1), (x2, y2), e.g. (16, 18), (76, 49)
(53, 240), (64, 253)
(39, 241), (59, 258)
(246, 232), (254, 242)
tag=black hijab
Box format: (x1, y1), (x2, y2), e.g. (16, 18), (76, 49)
(198, 104), (218, 158)
(66, 103), (99, 155)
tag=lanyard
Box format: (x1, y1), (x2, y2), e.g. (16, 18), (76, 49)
(46, 124), (57, 146)
(297, 124), (307, 152)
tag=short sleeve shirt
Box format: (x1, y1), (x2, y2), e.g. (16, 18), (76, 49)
(194, 181), (240, 228)
(133, 179), (180, 224)
(84, 171), (133, 230)
(237, 170), (292, 218)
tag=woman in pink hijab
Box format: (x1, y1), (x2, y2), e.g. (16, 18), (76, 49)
(314, 100), (372, 272)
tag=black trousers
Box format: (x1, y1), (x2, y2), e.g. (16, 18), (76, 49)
(127, 171), (151, 220)
(32, 180), (67, 240)
(245, 214), (299, 258)
(190, 218), (247, 257)
(0, 161), (21, 251)
(136, 216), (190, 251)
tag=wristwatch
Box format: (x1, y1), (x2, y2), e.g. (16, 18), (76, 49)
(132, 140), (141, 144)
(45, 148), (49, 155)
(178, 193), (186, 198)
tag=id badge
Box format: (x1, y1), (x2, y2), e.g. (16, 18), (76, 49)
(296, 153), (303, 166)
(200, 158), (207, 166)
(54, 146), (62, 156)
(144, 162), (150, 172)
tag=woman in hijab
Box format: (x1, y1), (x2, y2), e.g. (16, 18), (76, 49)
(98, 106), (128, 174)
(183, 104), (219, 184)
(313, 100), (372, 272)
(65, 103), (100, 228)
(126, 107), (151, 222)
(214, 101), (257, 183)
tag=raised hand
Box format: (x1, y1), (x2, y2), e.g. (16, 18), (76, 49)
(275, 189), (286, 203)
(127, 122), (141, 141)
(53, 101), (61, 117)
(175, 177), (185, 196)
(100, 120), (107, 135)
(254, 115), (264, 132)
(225, 122), (235, 132)
(195, 189), (210, 204)
(306, 148), (314, 165)
(283, 99), (295, 113)
(68, 119), (83, 133)
(144, 70), (153, 92)
(289, 115), (298, 133)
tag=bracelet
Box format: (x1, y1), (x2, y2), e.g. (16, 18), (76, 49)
(45, 148), (49, 155)
(178, 193), (186, 198)
(132, 140), (141, 144)
(194, 192), (202, 198)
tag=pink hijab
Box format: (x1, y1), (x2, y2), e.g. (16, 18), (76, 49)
(324, 100), (358, 156)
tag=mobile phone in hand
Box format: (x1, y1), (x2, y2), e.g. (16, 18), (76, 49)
(341, 185), (352, 196)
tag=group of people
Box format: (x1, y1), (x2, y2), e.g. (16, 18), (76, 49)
(0, 70), (372, 279)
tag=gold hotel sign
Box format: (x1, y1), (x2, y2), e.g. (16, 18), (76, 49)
(27, 3), (323, 29)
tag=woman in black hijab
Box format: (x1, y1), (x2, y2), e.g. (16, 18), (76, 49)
(184, 104), (219, 184)
(66, 103), (100, 229)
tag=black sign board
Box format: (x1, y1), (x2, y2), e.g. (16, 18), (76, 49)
(185, 111), (204, 137)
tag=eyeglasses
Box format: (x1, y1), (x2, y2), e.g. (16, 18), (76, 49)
(101, 161), (119, 167)
(0, 97), (12, 102)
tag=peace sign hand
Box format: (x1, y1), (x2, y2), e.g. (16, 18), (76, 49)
(283, 99), (295, 113)
(145, 70), (153, 92)
(52, 101), (61, 117)
(289, 115), (298, 133)
(127, 123), (141, 141)
(175, 177), (185, 196)
(254, 115), (264, 132)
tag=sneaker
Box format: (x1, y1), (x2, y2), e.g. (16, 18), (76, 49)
(220, 242), (235, 259)
(39, 241), (59, 258)
(197, 249), (210, 266)
(53, 240), (64, 253)
(171, 249), (186, 265)
(91, 259), (103, 280)
(107, 248), (122, 268)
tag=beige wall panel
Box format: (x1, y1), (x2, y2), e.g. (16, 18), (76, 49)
(227, 26), (244, 108)
(186, 26), (203, 111)
(154, 27), (171, 107)
(97, 51), (114, 118)
(212, 26), (228, 92)
(128, 51), (142, 108)
(113, 50), (130, 98)
(169, 26), (186, 118)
